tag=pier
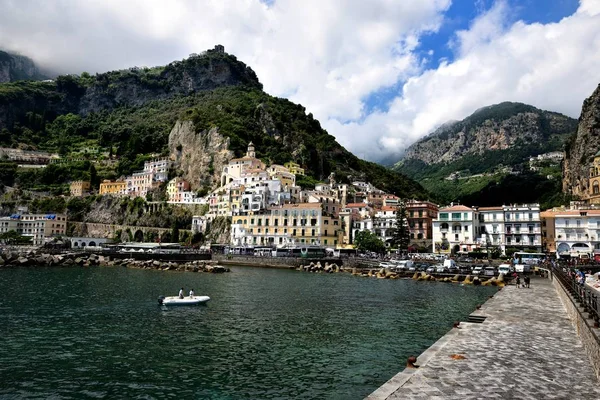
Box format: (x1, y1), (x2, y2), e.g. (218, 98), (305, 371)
(367, 275), (600, 399)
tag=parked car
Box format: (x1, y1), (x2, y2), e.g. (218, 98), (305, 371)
(435, 264), (447, 273)
(483, 266), (496, 276)
(472, 265), (484, 275)
(498, 264), (513, 276)
(426, 266), (435, 274)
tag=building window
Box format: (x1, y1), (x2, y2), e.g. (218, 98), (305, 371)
(452, 213), (461, 220)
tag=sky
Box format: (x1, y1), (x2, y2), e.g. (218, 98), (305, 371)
(1, 0), (599, 163)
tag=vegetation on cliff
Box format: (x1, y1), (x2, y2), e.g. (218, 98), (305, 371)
(394, 102), (577, 206)
(0, 47), (429, 200)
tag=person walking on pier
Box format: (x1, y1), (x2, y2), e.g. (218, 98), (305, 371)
(524, 275), (530, 288)
(516, 275), (521, 288)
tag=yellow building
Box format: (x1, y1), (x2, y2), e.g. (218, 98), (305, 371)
(267, 165), (296, 188)
(284, 161), (305, 176)
(231, 203), (339, 246)
(540, 210), (559, 253)
(588, 150), (600, 203)
(99, 180), (127, 196)
(167, 177), (191, 201)
(70, 180), (90, 197)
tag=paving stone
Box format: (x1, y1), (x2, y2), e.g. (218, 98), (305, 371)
(369, 276), (600, 400)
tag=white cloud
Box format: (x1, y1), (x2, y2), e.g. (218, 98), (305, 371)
(333, 0), (600, 161)
(0, 0), (599, 163)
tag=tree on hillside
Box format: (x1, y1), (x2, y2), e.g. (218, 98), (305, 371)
(89, 163), (99, 189)
(354, 231), (386, 254)
(391, 200), (410, 255)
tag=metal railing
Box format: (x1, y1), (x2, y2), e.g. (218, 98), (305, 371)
(553, 265), (600, 326)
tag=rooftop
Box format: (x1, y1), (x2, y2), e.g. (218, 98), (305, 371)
(440, 205), (473, 212)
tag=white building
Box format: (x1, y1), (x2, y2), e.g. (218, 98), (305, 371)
(144, 158), (171, 182)
(554, 210), (600, 257)
(432, 205), (480, 254)
(502, 204), (542, 252)
(478, 206), (505, 250)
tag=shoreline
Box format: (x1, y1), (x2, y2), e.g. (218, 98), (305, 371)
(365, 289), (500, 400)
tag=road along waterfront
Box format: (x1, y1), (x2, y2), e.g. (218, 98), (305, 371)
(0, 265), (495, 399)
(367, 275), (600, 400)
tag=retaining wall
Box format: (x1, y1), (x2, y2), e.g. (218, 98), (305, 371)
(213, 255), (344, 269)
(553, 277), (600, 380)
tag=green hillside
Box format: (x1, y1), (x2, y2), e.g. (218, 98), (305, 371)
(394, 102), (577, 207)
(0, 48), (428, 200)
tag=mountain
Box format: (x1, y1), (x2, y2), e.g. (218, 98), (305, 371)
(0, 50), (48, 83)
(0, 46), (428, 199)
(563, 83), (600, 197)
(393, 102), (578, 207)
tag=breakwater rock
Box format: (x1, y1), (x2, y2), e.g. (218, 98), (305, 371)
(297, 261), (345, 273)
(0, 251), (230, 273)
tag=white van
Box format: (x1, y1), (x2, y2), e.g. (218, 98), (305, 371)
(396, 260), (414, 271)
(498, 264), (512, 276)
(515, 264), (531, 273)
(472, 265), (483, 275)
(443, 259), (456, 270)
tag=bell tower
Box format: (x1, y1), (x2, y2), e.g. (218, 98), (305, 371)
(247, 142), (256, 158)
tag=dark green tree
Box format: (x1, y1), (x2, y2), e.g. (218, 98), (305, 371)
(171, 222), (180, 243)
(89, 163), (99, 189)
(391, 200), (410, 254)
(354, 231), (386, 254)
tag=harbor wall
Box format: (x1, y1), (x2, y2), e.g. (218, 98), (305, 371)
(213, 254), (344, 269)
(552, 277), (600, 380)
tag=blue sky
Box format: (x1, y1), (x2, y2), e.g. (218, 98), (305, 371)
(0, 0), (599, 161)
(363, 0), (581, 117)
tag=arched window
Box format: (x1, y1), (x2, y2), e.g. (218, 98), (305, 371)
(593, 181), (599, 195)
(441, 223), (449, 230)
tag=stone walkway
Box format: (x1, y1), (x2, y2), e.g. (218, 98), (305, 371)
(367, 276), (600, 399)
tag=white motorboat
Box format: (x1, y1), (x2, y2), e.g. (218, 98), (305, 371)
(158, 295), (210, 306)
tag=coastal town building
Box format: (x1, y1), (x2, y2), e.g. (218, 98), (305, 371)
(70, 180), (90, 197)
(432, 205), (480, 254)
(127, 171), (155, 198)
(99, 180), (127, 196)
(0, 213), (67, 245)
(283, 161), (304, 176)
(587, 150), (600, 204)
(144, 158), (171, 182)
(478, 206), (505, 249)
(541, 210), (559, 253)
(230, 203), (340, 247)
(432, 203), (542, 255)
(502, 204), (542, 252)
(167, 177), (191, 202)
(406, 200), (438, 241)
(220, 142), (266, 187)
(554, 209), (600, 258)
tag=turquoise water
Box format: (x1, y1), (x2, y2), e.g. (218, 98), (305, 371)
(0, 266), (496, 399)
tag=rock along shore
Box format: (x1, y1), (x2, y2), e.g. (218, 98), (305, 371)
(0, 250), (230, 273)
(297, 261), (505, 287)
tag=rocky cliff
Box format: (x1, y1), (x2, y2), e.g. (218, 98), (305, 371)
(400, 102), (577, 165)
(168, 121), (233, 189)
(563, 83), (600, 197)
(0, 46), (261, 131)
(0, 50), (47, 83)
(0, 46), (430, 200)
(393, 102), (577, 207)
